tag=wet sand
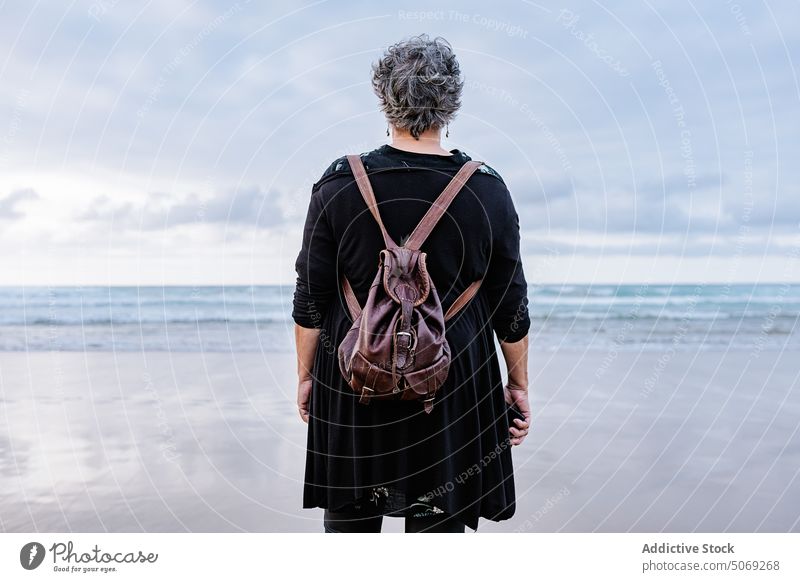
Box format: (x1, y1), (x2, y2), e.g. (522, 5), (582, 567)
(1, 349), (798, 532)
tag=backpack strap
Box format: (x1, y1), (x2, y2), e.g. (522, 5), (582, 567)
(346, 154), (398, 249)
(340, 156), (485, 323)
(444, 279), (482, 321)
(407, 160), (484, 322)
(342, 273), (481, 322)
(342, 273), (361, 321)
(403, 160), (483, 251)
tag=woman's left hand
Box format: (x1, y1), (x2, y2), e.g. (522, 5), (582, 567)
(504, 384), (531, 446)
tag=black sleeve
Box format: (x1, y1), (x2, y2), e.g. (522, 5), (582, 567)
(483, 185), (530, 343)
(292, 185), (338, 329)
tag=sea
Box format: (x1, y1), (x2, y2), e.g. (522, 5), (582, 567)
(1, 283), (798, 352)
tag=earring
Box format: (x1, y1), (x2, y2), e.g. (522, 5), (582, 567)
(386, 125), (390, 137)
(445, 124), (449, 138)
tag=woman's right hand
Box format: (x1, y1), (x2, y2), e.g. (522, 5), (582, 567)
(297, 377), (312, 423)
(504, 383), (531, 446)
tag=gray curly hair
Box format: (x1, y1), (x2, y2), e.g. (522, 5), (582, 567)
(371, 34), (463, 139)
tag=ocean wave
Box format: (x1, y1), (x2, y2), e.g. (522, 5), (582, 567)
(0, 284), (797, 351)
(537, 310), (799, 321)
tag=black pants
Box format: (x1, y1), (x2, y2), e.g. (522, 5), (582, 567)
(324, 507), (465, 533)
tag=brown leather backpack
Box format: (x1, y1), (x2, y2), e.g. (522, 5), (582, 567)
(338, 154), (483, 413)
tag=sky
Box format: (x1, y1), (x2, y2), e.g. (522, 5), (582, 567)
(1, 0), (798, 285)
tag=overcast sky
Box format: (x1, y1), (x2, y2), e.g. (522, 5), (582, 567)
(2, 0), (798, 285)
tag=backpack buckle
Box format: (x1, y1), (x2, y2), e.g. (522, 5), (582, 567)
(360, 386), (374, 405)
(423, 396), (435, 414)
(395, 329), (418, 352)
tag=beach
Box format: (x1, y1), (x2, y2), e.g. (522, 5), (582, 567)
(2, 347), (797, 532)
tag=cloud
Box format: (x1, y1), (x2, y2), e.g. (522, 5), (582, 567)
(515, 169), (797, 236)
(80, 186), (287, 230)
(638, 173), (724, 198)
(1, 0), (798, 283)
(0, 189), (39, 218)
(521, 231), (796, 258)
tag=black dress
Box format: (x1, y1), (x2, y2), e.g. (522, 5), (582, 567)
(292, 144), (531, 531)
